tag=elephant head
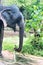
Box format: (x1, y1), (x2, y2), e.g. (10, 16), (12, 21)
(0, 7), (24, 52)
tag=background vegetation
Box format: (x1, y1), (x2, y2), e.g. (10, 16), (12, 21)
(1, 0), (43, 56)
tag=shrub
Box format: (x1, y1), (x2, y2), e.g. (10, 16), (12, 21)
(22, 37), (34, 54)
(31, 36), (43, 50)
(22, 35), (43, 56)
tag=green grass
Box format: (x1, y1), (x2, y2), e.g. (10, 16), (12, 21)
(2, 36), (18, 52)
(2, 36), (27, 52)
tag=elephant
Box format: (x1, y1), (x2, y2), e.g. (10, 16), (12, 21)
(0, 5), (24, 56)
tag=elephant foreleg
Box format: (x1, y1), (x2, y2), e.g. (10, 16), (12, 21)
(0, 23), (4, 56)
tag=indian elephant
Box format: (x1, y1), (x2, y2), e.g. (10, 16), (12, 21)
(0, 5), (24, 56)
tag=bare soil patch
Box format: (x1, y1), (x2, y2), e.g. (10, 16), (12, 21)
(0, 50), (43, 65)
(4, 30), (19, 37)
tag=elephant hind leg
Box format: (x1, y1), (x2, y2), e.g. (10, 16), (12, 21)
(0, 20), (4, 54)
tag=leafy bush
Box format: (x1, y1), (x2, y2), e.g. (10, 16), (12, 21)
(22, 36), (43, 56)
(31, 36), (43, 50)
(22, 38), (34, 54)
(22, 2), (43, 56)
(25, 4), (43, 31)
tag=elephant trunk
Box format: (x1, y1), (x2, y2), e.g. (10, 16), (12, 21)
(19, 22), (24, 52)
(15, 21), (24, 52)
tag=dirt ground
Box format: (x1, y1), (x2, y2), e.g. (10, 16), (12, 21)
(0, 50), (43, 65)
(4, 30), (19, 37)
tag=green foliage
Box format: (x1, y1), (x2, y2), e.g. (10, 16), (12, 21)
(22, 36), (43, 56)
(22, 35), (34, 53)
(25, 4), (43, 57)
(22, 38), (34, 54)
(31, 36), (43, 50)
(25, 4), (43, 31)
(22, 42), (34, 54)
(33, 50), (43, 56)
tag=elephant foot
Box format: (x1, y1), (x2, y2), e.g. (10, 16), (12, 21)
(0, 53), (3, 58)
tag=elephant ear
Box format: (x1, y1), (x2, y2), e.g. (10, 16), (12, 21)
(1, 11), (11, 22)
(1, 10), (16, 31)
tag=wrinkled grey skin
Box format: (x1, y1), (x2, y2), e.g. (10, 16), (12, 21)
(0, 5), (24, 54)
